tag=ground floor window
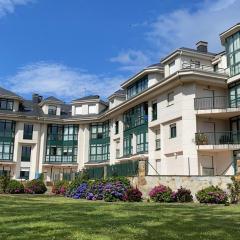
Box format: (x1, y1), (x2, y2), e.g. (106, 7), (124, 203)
(20, 170), (29, 180)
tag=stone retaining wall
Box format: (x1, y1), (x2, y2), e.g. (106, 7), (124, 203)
(128, 175), (233, 199)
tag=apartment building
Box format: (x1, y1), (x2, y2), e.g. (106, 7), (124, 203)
(0, 23), (240, 181)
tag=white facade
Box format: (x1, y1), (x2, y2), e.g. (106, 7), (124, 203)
(1, 24), (240, 181)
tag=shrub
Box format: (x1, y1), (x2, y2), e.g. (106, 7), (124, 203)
(24, 179), (47, 194)
(6, 180), (24, 194)
(124, 187), (142, 202)
(103, 181), (128, 202)
(149, 184), (173, 202)
(72, 182), (88, 199)
(227, 176), (240, 204)
(0, 175), (10, 193)
(196, 186), (228, 204)
(172, 187), (193, 203)
(52, 180), (69, 195)
(66, 171), (89, 196)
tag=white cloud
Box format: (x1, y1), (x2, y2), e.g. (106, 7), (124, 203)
(0, 0), (33, 17)
(146, 0), (240, 56)
(4, 62), (124, 101)
(110, 49), (151, 72)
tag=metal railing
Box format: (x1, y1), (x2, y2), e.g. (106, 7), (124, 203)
(194, 96), (229, 110)
(182, 62), (227, 74)
(195, 131), (240, 145)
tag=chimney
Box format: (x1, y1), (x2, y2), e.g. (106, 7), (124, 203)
(32, 93), (42, 103)
(196, 41), (208, 53)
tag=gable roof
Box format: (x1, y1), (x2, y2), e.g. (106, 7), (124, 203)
(72, 95), (100, 102)
(0, 87), (22, 100)
(44, 96), (63, 103)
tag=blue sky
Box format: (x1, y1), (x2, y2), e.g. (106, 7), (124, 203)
(0, 0), (239, 102)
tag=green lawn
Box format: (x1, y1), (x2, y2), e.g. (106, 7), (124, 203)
(0, 195), (240, 240)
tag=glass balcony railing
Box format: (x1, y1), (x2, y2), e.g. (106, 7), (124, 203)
(195, 131), (240, 145)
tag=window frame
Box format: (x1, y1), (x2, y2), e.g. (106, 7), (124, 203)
(23, 124), (33, 140)
(170, 123), (177, 138)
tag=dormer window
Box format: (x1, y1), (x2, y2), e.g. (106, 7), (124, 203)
(88, 104), (96, 114)
(169, 61), (176, 75)
(126, 75), (148, 99)
(48, 105), (57, 115)
(75, 105), (83, 115)
(0, 99), (13, 111)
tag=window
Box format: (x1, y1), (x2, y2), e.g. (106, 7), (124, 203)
(75, 105), (83, 115)
(123, 103), (148, 130)
(169, 61), (176, 75)
(0, 99), (13, 111)
(89, 143), (109, 162)
(115, 121), (119, 134)
(152, 101), (157, 121)
(88, 104), (96, 114)
(229, 81), (240, 107)
(90, 122), (109, 139)
(48, 105), (57, 115)
(20, 170), (29, 180)
(23, 124), (33, 140)
(0, 120), (15, 161)
(115, 140), (120, 158)
(226, 31), (240, 76)
(167, 92), (174, 106)
(155, 129), (161, 150)
(45, 124), (78, 163)
(136, 132), (148, 153)
(170, 124), (177, 138)
(123, 135), (133, 156)
(126, 76), (148, 99)
(21, 146), (31, 162)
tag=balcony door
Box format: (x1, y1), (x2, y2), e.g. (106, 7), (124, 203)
(202, 89), (214, 108)
(230, 117), (240, 143)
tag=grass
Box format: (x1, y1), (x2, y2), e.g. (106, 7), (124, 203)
(0, 195), (240, 240)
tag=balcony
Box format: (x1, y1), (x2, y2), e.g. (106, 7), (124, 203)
(194, 96), (240, 118)
(182, 63), (227, 75)
(194, 96), (229, 110)
(195, 131), (240, 151)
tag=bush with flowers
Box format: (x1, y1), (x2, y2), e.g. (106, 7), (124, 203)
(6, 180), (24, 194)
(52, 180), (69, 195)
(171, 187), (193, 203)
(0, 175), (10, 193)
(69, 177), (131, 202)
(196, 186), (228, 204)
(24, 179), (47, 194)
(124, 187), (142, 202)
(149, 184), (173, 202)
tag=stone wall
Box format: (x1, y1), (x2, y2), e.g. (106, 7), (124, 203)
(128, 175), (233, 200)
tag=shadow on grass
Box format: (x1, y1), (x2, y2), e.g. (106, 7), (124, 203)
(0, 195), (240, 240)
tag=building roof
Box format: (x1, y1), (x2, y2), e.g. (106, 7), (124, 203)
(44, 96), (63, 103)
(161, 47), (216, 64)
(220, 23), (240, 45)
(0, 87), (22, 100)
(108, 89), (126, 100)
(72, 95), (100, 102)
